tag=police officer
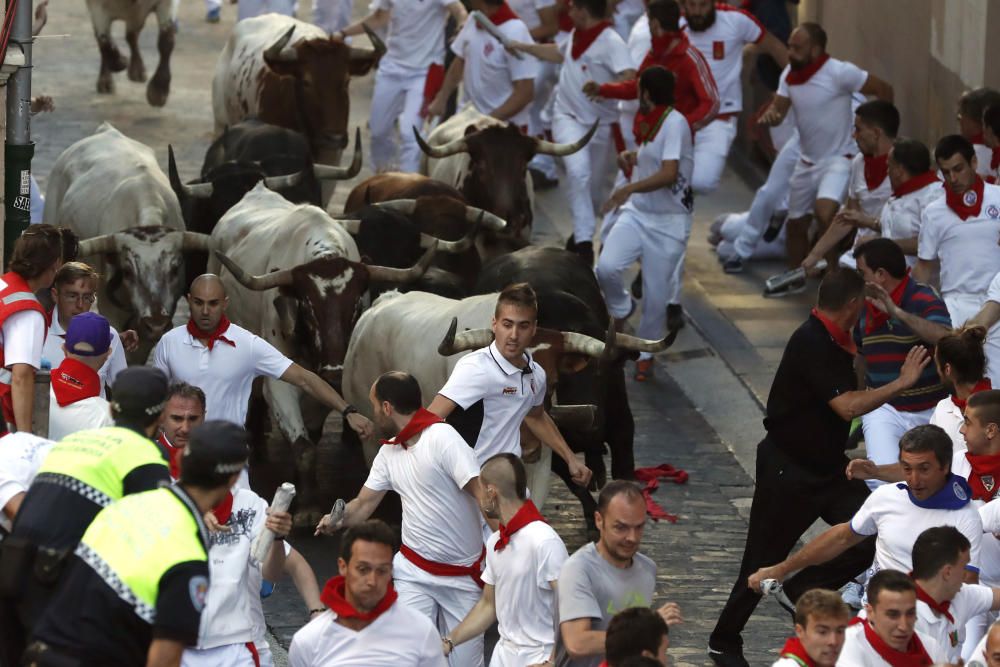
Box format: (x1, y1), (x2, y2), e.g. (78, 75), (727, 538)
(25, 421), (250, 667)
(0, 366), (172, 664)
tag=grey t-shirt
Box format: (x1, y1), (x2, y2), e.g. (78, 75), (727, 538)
(552, 542), (657, 667)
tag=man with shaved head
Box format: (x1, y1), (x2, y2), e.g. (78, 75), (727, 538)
(445, 453), (569, 666)
(153, 274), (372, 439)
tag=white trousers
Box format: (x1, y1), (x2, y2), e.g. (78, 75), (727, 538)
(860, 403), (935, 490)
(395, 573), (484, 667)
(787, 154), (851, 219)
(596, 209), (693, 358)
(716, 211), (786, 260)
(182, 643), (256, 667)
(312, 0), (352, 32)
(489, 637), (552, 667)
(238, 0), (295, 21)
(731, 132), (800, 260)
(528, 62), (561, 180)
(692, 116), (738, 194)
(553, 114), (615, 244)
(370, 62), (428, 173)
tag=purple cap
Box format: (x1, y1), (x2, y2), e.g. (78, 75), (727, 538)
(65, 312), (112, 356)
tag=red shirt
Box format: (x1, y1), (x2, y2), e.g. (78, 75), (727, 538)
(598, 31), (720, 131)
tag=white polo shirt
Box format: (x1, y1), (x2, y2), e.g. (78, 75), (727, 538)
(288, 602), (446, 667)
(880, 180), (943, 262)
(553, 26), (632, 124)
(0, 432), (54, 532)
(837, 623), (945, 666)
(507, 0), (555, 32)
(48, 392), (114, 441)
(482, 519), (567, 658)
(152, 322), (293, 426)
(364, 421), (484, 575)
(849, 480), (984, 576)
(916, 582), (994, 663)
(451, 16), (540, 127)
(624, 108), (694, 216)
(374, 0), (453, 71)
(439, 342), (546, 464)
(680, 5), (764, 115)
(42, 308), (127, 399)
(918, 183), (1000, 310)
(777, 58), (867, 164)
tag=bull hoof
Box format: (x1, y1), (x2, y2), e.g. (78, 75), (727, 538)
(96, 76), (114, 94)
(128, 61), (147, 83)
(146, 79), (169, 107)
(109, 51), (127, 72)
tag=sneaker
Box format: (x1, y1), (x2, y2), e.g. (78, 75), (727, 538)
(666, 303), (685, 331)
(841, 581), (864, 610)
(762, 276), (806, 298)
(707, 647), (750, 667)
(634, 358), (654, 381)
(529, 167), (559, 190)
(762, 214), (784, 242)
(205, 7), (220, 22)
(722, 257), (744, 274)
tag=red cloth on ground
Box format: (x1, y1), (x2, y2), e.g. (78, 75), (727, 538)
(633, 464), (688, 523)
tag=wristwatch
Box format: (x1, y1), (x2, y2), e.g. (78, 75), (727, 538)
(342, 404), (359, 419)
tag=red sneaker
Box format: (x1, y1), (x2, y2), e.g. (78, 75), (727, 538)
(635, 359), (654, 382)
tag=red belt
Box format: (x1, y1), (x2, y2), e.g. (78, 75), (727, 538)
(399, 544), (486, 589)
(245, 642), (260, 667)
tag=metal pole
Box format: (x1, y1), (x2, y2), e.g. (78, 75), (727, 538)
(3, 0), (32, 266)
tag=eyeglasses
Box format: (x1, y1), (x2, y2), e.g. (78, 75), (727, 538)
(60, 292), (96, 305)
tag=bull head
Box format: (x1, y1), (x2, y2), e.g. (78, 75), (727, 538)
(334, 203), (502, 255)
(412, 120), (598, 159)
(437, 317), (608, 358)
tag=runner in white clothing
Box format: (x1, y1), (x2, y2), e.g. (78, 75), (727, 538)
(290, 520), (446, 667)
(680, 0), (787, 194)
(316, 371), (488, 667)
(0, 433), (54, 533)
(927, 327), (991, 452)
(337, 0), (467, 172)
(771, 590), (850, 667)
(958, 87), (1000, 180)
(444, 454), (568, 666)
(509, 0), (635, 259)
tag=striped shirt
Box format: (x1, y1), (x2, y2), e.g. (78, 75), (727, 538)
(855, 279), (950, 412)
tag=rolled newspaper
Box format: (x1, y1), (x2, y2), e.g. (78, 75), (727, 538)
(250, 482), (296, 564)
(329, 498), (346, 529)
(763, 259), (827, 297)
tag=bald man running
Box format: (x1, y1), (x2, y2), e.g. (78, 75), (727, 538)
(152, 274), (372, 438)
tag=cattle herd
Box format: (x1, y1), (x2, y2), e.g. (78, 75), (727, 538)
(41, 11), (676, 531)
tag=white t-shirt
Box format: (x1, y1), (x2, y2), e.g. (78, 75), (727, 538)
(1, 310), (45, 370)
(553, 27), (632, 124)
(482, 519), (567, 654)
(680, 6), (764, 115)
(43, 309), (127, 399)
(916, 582), (994, 663)
(0, 432), (54, 532)
(918, 183), (1000, 303)
(364, 422), (484, 569)
(451, 17), (540, 127)
(507, 0), (555, 32)
(975, 143), (994, 179)
(439, 342), (546, 463)
(931, 396), (965, 451)
(288, 602), (446, 667)
(837, 623), (946, 666)
(48, 392), (114, 442)
(777, 58), (868, 163)
(880, 181), (944, 259)
(623, 108), (694, 216)
(152, 322), (293, 426)
(951, 450), (1000, 587)
(374, 0), (452, 70)
(848, 154), (893, 218)
(849, 481), (984, 576)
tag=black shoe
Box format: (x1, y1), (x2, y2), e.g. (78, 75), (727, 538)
(631, 271), (643, 298)
(571, 241), (594, 267)
(529, 167), (559, 190)
(722, 257), (744, 274)
(666, 303), (685, 331)
(708, 648), (750, 667)
(762, 215), (784, 242)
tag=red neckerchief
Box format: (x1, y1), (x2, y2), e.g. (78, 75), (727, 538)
(187, 315), (236, 351)
(212, 492), (234, 524)
(811, 308), (857, 355)
(951, 378), (992, 411)
(864, 270), (910, 335)
(557, 0), (572, 32)
(320, 575), (398, 621)
(785, 52), (830, 85)
(972, 133), (986, 145)
(892, 171), (939, 198)
(778, 637), (818, 667)
(480, 2), (518, 26)
(914, 581), (954, 623)
(634, 464), (688, 522)
(944, 177), (986, 220)
(570, 21), (611, 59)
(495, 499), (546, 551)
(864, 153), (890, 191)
(158, 432), (182, 480)
(380, 408), (444, 449)
(51, 358), (102, 407)
(861, 618), (933, 667)
(965, 450), (1000, 501)
(633, 105), (672, 145)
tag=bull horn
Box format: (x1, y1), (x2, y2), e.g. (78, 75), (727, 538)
(549, 404), (597, 430)
(262, 170), (306, 190)
(348, 23), (386, 59)
(534, 120), (599, 157)
(615, 328), (680, 353)
(463, 205), (506, 231)
(77, 233), (118, 256)
(181, 231), (214, 252)
(366, 243), (437, 283)
(413, 126), (468, 159)
(561, 330), (607, 358)
(168, 145), (214, 199)
(421, 210), (481, 253)
(214, 250), (294, 290)
(374, 199), (417, 215)
(263, 25), (297, 62)
(314, 128), (363, 180)
(438, 317), (495, 356)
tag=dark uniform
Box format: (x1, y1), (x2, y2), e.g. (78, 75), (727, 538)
(709, 313), (877, 658)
